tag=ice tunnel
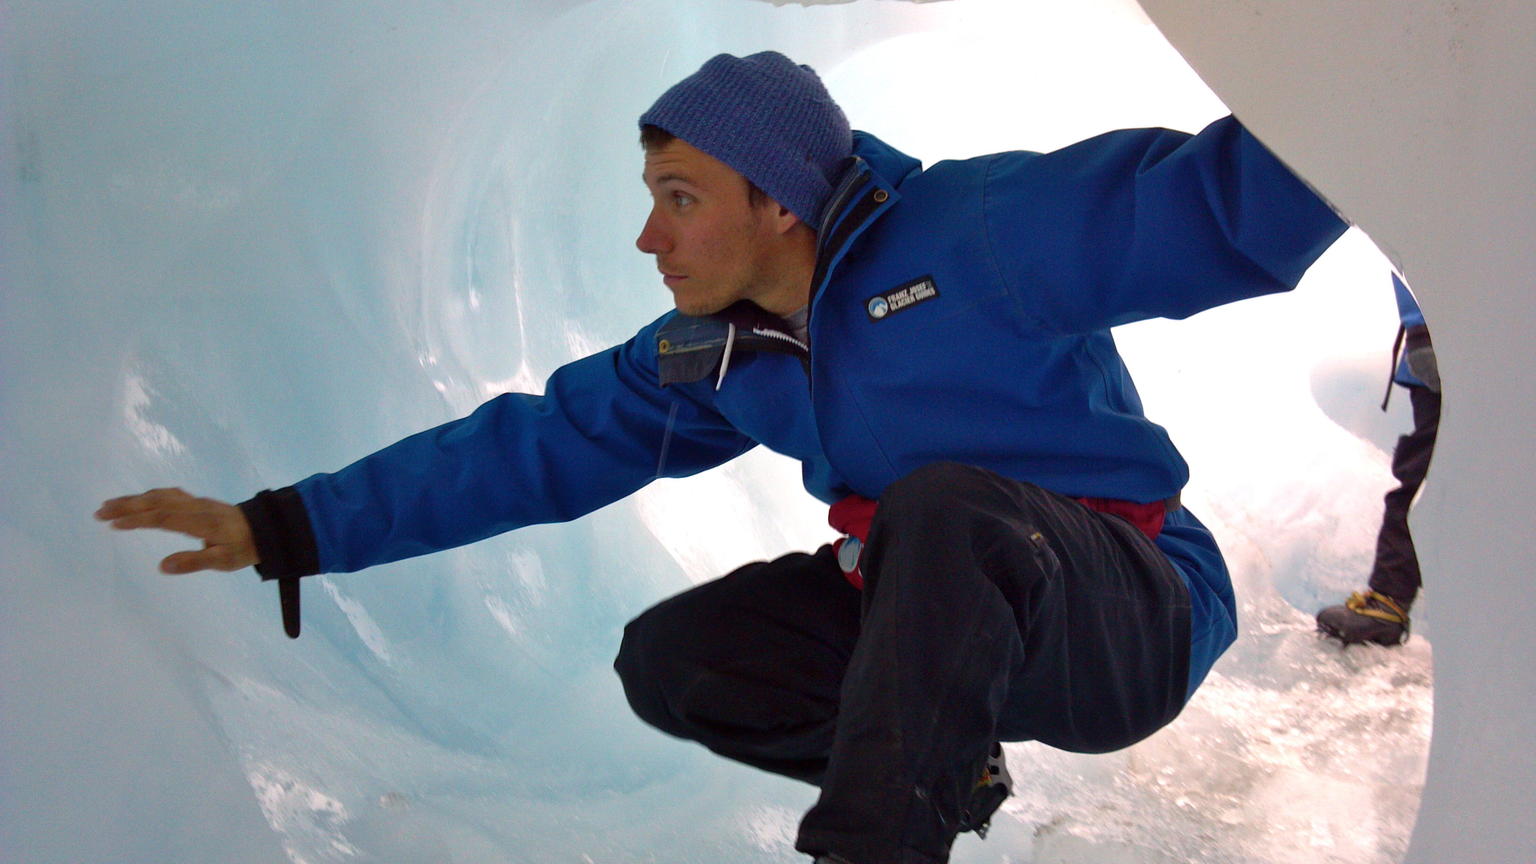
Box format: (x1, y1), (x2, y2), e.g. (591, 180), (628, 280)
(1, 1), (1531, 862)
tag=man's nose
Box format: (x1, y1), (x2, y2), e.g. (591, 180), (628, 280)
(635, 211), (670, 255)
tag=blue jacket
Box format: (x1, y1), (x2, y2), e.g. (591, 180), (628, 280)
(1392, 273), (1431, 388)
(262, 117), (1347, 693)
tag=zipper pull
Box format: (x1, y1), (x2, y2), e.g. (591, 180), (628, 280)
(715, 323), (737, 391)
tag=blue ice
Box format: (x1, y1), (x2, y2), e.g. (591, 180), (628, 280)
(1, 1), (1433, 862)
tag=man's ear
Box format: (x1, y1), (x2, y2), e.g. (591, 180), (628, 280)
(769, 200), (802, 236)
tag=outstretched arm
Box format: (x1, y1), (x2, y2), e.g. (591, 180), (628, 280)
(95, 487), (257, 574)
(981, 115), (1348, 333)
(96, 312), (752, 580)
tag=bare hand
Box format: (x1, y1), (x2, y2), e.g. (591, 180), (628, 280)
(95, 487), (258, 574)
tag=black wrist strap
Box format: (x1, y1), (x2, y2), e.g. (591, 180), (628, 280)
(277, 578), (302, 639)
(238, 487), (320, 639)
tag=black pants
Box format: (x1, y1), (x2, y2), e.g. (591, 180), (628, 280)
(1368, 385), (1441, 606)
(614, 463), (1192, 863)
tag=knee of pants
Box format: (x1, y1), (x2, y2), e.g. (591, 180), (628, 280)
(614, 603), (758, 741)
(615, 609), (844, 754)
(613, 609), (684, 736)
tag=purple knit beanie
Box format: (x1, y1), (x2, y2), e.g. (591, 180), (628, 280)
(640, 51), (853, 227)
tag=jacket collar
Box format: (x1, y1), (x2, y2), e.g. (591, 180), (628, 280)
(656, 301), (809, 386)
(810, 132), (921, 306)
(852, 131), (923, 191)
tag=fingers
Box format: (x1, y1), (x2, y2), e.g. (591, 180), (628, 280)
(161, 545), (251, 575)
(95, 487), (194, 522)
(96, 488), (232, 538)
(97, 488), (260, 574)
(107, 507), (225, 537)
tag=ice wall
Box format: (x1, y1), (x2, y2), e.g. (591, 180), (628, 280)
(1135, 5), (1536, 861)
(4, 0), (1512, 861)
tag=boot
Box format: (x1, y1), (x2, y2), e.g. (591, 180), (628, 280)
(958, 742), (1012, 839)
(810, 744), (1013, 863)
(1316, 590), (1410, 646)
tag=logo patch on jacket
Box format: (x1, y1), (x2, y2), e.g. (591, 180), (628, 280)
(866, 275), (939, 321)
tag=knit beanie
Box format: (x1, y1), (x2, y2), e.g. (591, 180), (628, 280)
(640, 51), (852, 227)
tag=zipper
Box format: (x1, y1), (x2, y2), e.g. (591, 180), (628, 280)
(816, 165), (871, 256)
(802, 163), (874, 392)
(744, 326), (810, 380)
(749, 326), (807, 353)
(805, 158), (896, 353)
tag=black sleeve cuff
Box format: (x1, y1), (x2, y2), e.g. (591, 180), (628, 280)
(238, 487), (321, 581)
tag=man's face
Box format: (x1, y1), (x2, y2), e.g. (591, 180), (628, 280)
(636, 138), (786, 316)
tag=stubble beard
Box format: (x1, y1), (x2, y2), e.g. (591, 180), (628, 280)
(668, 206), (779, 317)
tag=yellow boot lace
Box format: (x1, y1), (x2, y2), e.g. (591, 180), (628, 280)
(1344, 590), (1411, 639)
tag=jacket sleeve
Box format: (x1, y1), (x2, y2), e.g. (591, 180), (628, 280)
(244, 313), (755, 577)
(981, 115), (1348, 333)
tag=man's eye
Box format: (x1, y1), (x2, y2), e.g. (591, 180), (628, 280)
(672, 192), (695, 208)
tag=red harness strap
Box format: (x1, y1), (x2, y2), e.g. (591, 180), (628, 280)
(828, 495), (877, 590)
(1073, 495), (1168, 541)
(828, 491), (1170, 590)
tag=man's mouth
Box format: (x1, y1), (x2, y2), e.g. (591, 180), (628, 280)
(660, 270), (687, 289)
